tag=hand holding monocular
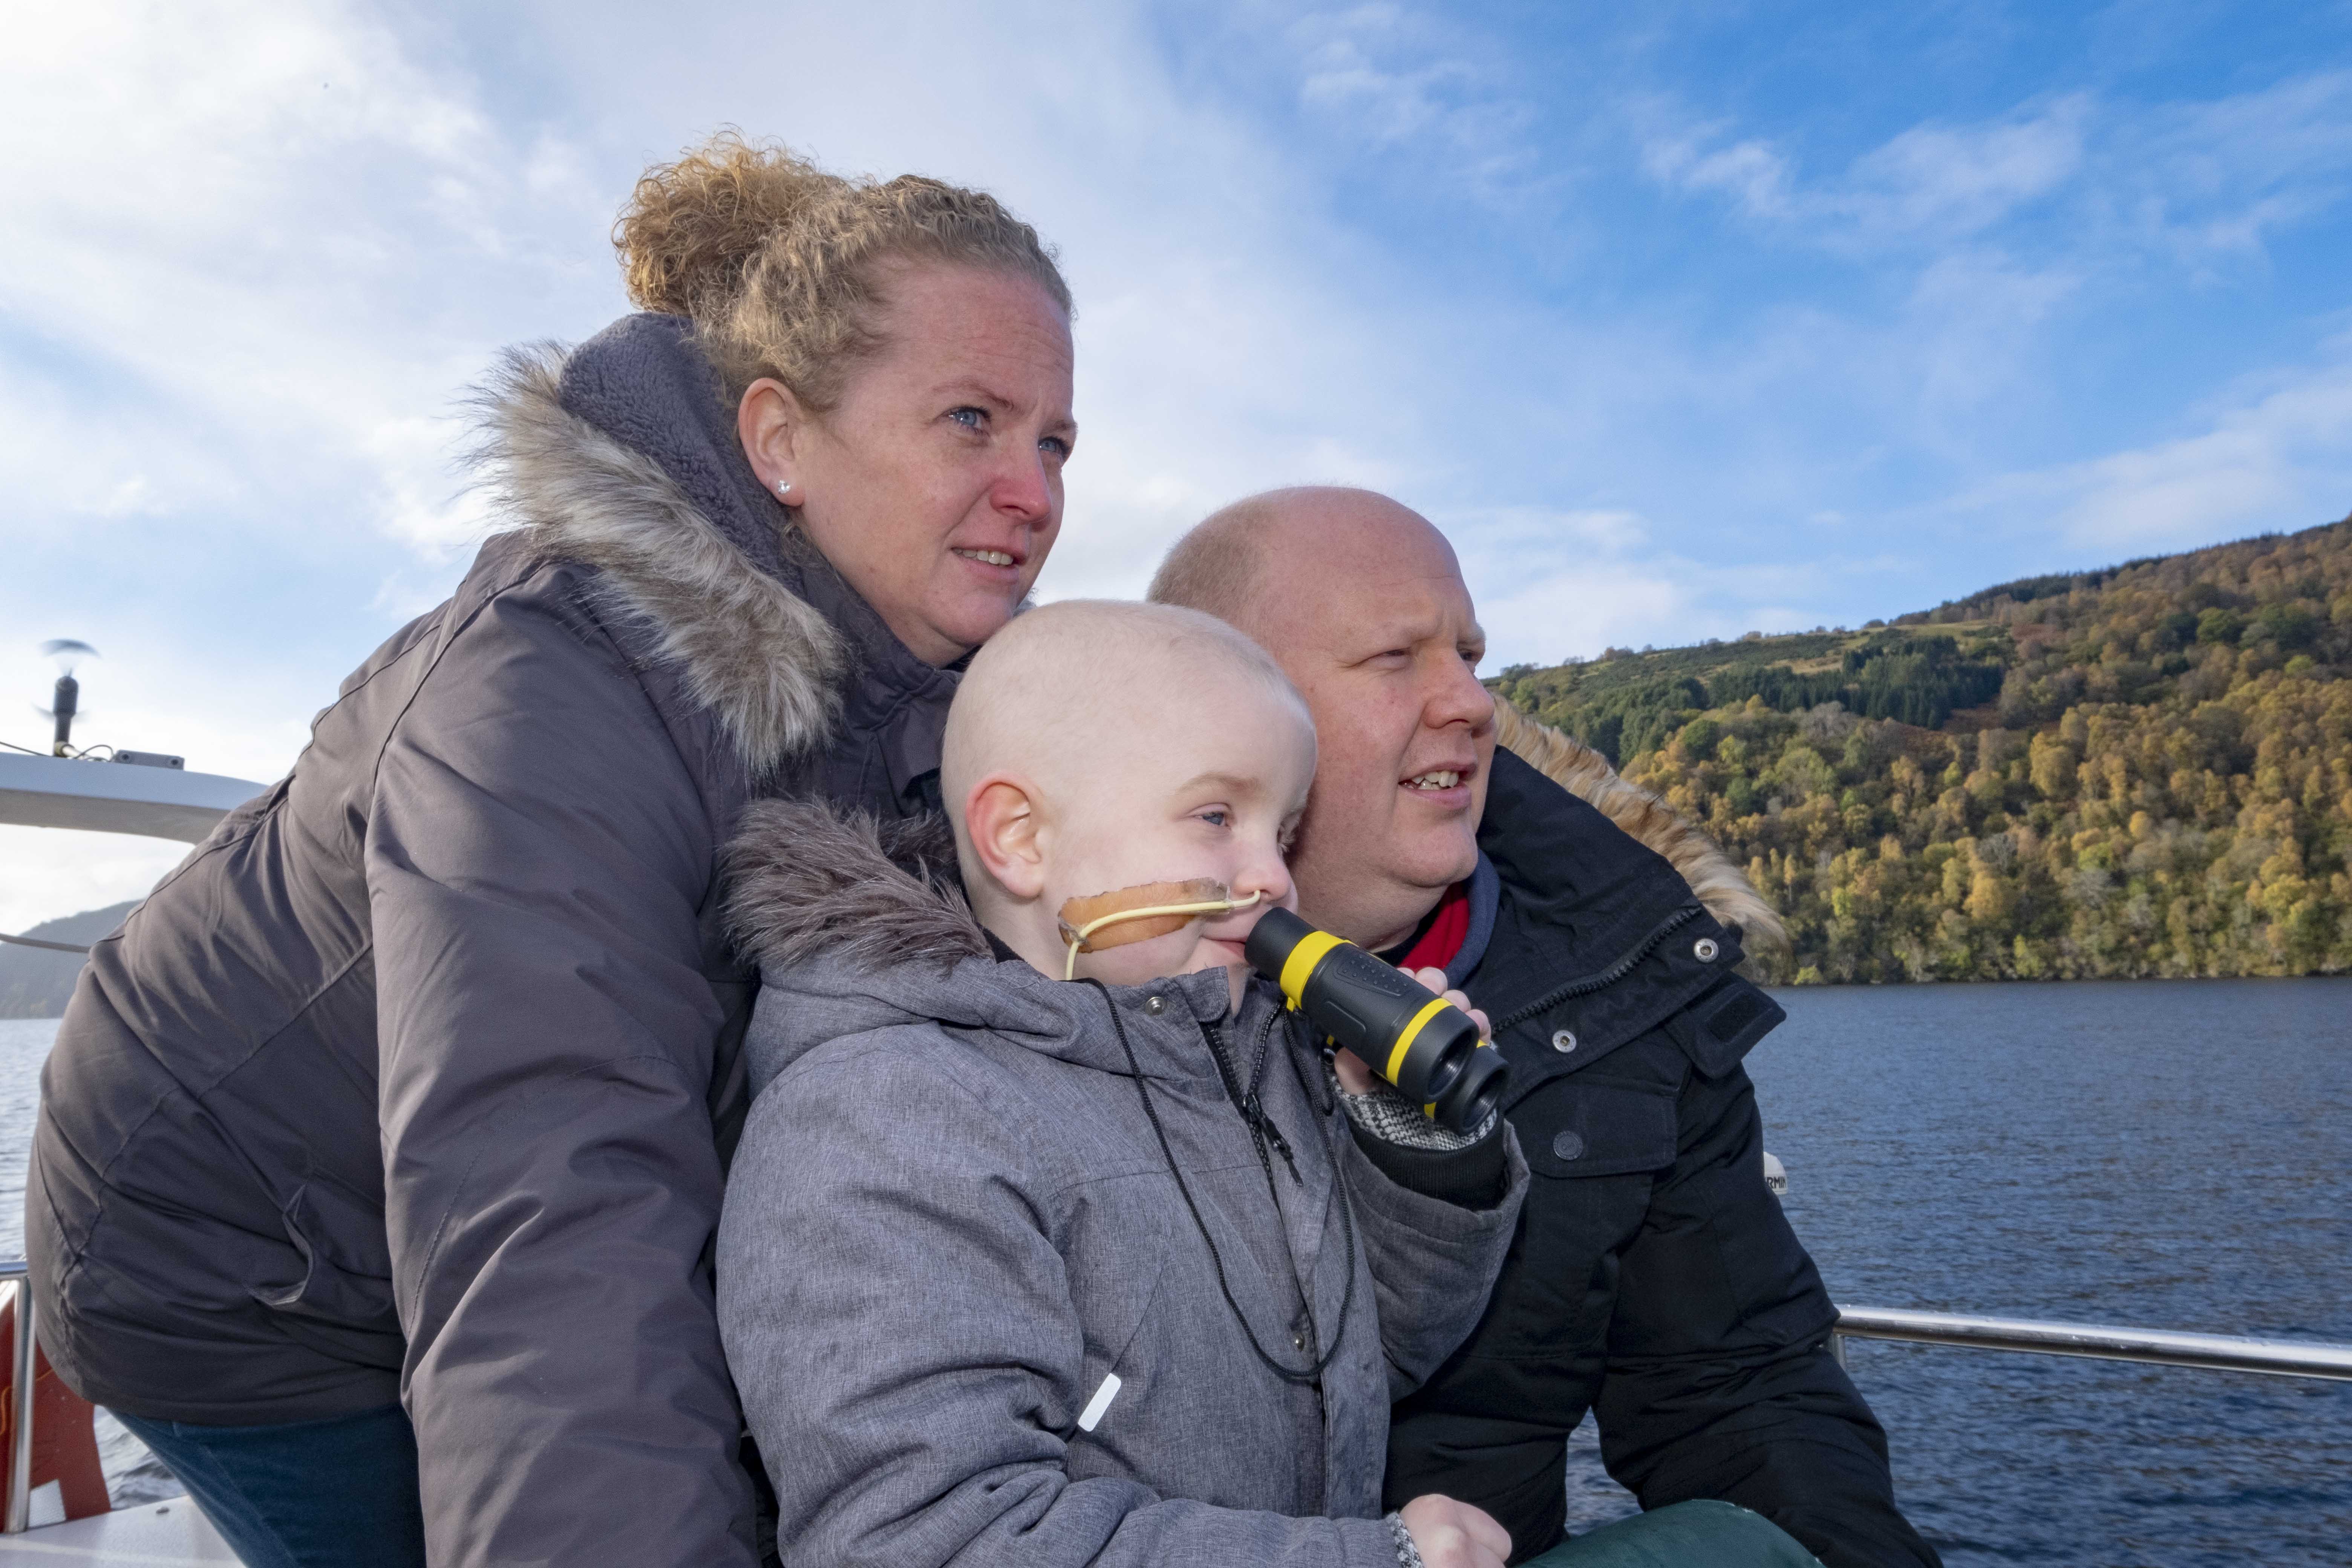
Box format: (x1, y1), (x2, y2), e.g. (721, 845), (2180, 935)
(1244, 906), (1508, 1133)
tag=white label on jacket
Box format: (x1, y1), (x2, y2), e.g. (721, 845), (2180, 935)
(1077, 1372), (1121, 1432)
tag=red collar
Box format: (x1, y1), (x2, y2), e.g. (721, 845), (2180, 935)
(1393, 882), (1472, 974)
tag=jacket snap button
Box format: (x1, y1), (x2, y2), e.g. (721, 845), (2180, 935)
(1693, 937), (1720, 963)
(1552, 1130), (1585, 1161)
(1144, 995), (1165, 1015)
(1551, 1029), (1577, 1054)
(1292, 1332), (1308, 1351)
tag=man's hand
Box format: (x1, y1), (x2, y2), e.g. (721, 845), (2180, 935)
(1400, 1494), (1511, 1568)
(1332, 966), (1492, 1095)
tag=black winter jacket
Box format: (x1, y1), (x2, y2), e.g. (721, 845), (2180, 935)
(28, 314), (957, 1568)
(1383, 746), (1941, 1568)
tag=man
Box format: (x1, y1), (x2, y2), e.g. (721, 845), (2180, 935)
(1149, 488), (1941, 1568)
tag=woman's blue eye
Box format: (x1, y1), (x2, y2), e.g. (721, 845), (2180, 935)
(948, 407), (985, 430)
(1040, 435), (1071, 459)
(1199, 809), (1230, 828)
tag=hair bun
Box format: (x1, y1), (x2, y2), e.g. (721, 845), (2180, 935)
(614, 130), (836, 317)
(610, 129), (1069, 412)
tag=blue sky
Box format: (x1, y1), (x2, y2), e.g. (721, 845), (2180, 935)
(5, 0), (2351, 927)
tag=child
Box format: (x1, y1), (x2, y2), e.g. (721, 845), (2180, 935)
(717, 600), (1527, 1568)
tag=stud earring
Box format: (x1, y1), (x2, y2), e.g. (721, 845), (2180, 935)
(776, 481), (793, 501)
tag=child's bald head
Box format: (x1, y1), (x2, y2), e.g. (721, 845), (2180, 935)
(945, 601), (1304, 815)
(945, 600), (1316, 987)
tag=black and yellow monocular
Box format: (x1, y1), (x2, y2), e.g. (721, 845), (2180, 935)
(1244, 906), (1508, 1133)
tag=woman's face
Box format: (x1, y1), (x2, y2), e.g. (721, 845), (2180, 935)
(741, 262), (1076, 666)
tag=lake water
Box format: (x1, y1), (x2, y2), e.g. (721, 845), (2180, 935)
(5, 980), (2349, 1560)
(1569, 976), (2352, 1567)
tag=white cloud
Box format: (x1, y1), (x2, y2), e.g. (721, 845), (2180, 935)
(366, 413), (498, 556)
(0, 0), (605, 564)
(2130, 69), (2352, 264)
(1844, 98), (2089, 239)
(1638, 72), (2352, 272)
(1289, 4), (1534, 183)
(1899, 253), (2083, 434)
(1957, 346), (2352, 548)
(1443, 506), (1820, 668)
(1641, 120), (1796, 218)
(1640, 95), (2089, 247)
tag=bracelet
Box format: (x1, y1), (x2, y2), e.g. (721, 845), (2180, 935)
(1386, 1510), (1425, 1568)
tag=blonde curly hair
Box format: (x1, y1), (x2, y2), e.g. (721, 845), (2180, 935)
(614, 130), (1071, 411)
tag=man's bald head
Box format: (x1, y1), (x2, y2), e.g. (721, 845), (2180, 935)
(1147, 487), (1457, 642)
(1147, 487), (1496, 951)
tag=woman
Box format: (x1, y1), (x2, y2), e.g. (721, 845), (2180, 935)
(26, 133), (1076, 1568)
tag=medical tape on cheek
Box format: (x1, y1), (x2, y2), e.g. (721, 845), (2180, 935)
(1057, 879), (1232, 954)
(1056, 880), (1267, 982)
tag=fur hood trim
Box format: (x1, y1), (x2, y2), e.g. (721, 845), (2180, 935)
(1494, 704), (1788, 955)
(724, 797), (984, 976)
(471, 345), (845, 776)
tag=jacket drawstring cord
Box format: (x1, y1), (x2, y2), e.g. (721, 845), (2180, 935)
(1080, 978), (1357, 1386)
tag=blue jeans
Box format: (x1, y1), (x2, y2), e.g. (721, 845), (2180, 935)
(1523, 1500), (1823, 1567)
(110, 1403), (426, 1568)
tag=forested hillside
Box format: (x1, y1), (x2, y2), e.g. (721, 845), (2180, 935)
(1494, 516), (2352, 983)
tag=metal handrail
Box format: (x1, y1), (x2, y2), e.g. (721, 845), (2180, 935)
(1833, 1305), (2352, 1381)
(0, 933), (89, 955)
(3, 1258), (30, 1533)
(0, 1254), (2344, 1537)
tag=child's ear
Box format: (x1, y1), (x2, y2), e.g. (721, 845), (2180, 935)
(965, 776), (1046, 900)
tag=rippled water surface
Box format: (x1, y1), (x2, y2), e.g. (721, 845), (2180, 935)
(1566, 977), (2352, 1566)
(8, 982), (2349, 1557)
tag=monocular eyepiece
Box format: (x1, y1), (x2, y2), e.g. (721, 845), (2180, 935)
(1245, 906), (1509, 1133)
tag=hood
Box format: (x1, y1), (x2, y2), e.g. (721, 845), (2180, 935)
(468, 314), (959, 798)
(723, 797), (1240, 1093)
(1493, 703), (1787, 954)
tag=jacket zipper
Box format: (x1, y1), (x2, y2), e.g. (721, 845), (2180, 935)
(1202, 1013), (1318, 1356)
(1202, 1017), (1302, 1187)
(1493, 905), (1703, 1032)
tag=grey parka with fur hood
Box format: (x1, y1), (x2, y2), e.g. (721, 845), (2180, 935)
(27, 315), (956, 1568)
(715, 799), (1530, 1568)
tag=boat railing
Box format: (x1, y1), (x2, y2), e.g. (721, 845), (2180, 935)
(3, 1257), (2348, 1534)
(1831, 1305), (2352, 1381)
(3, 1259), (33, 1534)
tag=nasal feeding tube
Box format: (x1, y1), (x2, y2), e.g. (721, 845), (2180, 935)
(1054, 882), (1510, 1132)
(1058, 880), (1266, 981)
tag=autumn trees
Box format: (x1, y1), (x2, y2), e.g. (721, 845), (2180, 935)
(1493, 516), (2352, 983)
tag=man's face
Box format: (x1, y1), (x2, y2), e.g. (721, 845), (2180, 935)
(1242, 498), (1495, 949)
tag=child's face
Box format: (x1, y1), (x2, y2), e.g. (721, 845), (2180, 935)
(1047, 680), (1316, 992)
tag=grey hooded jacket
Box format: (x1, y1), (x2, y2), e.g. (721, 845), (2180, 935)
(716, 800), (1530, 1568)
(28, 314), (958, 1567)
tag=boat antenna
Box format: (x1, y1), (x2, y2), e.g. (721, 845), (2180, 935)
(37, 640), (97, 757)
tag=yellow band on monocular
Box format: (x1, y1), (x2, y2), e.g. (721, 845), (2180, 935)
(1278, 930), (1349, 1009)
(1383, 997), (1453, 1088)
